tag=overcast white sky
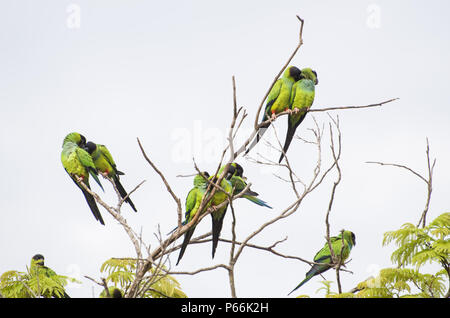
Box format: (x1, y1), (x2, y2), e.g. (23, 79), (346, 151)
(1, 1), (449, 298)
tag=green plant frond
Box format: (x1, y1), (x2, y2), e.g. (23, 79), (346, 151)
(383, 224), (426, 247)
(100, 258), (137, 275)
(411, 248), (443, 268)
(106, 270), (135, 287)
(428, 212), (450, 229)
(431, 239), (450, 255)
(313, 280), (337, 297)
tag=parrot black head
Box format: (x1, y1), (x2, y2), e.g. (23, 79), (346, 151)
(351, 232), (356, 246)
(225, 163), (244, 180)
(32, 254), (45, 266)
(84, 141), (97, 155)
(288, 66), (302, 82)
(202, 171), (210, 178)
(112, 288), (123, 298)
(234, 163), (244, 177)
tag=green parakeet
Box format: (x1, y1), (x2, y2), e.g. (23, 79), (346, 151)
(245, 66), (302, 155)
(279, 68), (318, 163)
(288, 230), (356, 295)
(210, 163), (272, 258)
(84, 141), (137, 212)
(61, 132), (105, 225)
(30, 254), (70, 298)
(209, 173), (233, 259)
(219, 163), (272, 208)
(176, 172), (211, 265)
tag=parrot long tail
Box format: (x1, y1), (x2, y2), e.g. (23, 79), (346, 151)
(69, 174), (105, 225)
(242, 195), (273, 209)
(80, 185), (105, 225)
(211, 214), (226, 259)
(278, 114), (307, 163)
(288, 263), (331, 295)
(113, 176), (137, 212)
(176, 227), (196, 265)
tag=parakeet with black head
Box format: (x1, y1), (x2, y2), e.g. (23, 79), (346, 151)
(279, 68), (318, 163)
(288, 230), (356, 295)
(30, 254), (70, 298)
(245, 66), (302, 155)
(61, 132), (105, 225)
(84, 141), (137, 212)
(176, 172), (211, 265)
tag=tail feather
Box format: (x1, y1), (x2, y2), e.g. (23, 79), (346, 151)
(176, 227), (196, 265)
(243, 195), (272, 209)
(67, 173), (105, 225)
(278, 114), (307, 163)
(288, 263), (331, 295)
(80, 185), (105, 225)
(211, 214), (226, 258)
(114, 176), (137, 212)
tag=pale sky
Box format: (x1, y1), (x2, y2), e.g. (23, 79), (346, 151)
(0, 0), (449, 298)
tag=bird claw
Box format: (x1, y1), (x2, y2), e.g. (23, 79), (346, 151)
(292, 108), (300, 114)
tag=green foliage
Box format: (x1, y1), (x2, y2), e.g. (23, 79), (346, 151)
(320, 213), (449, 298)
(383, 212), (450, 269)
(99, 258), (187, 298)
(0, 265), (79, 298)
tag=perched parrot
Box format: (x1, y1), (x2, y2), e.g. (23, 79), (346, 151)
(30, 254), (70, 298)
(61, 132), (105, 225)
(210, 163), (272, 258)
(288, 230), (356, 295)
(176, 172), (211, 265)
(219, 163), (272, 208)
(245, 66), (302, 155)
(209, 173), (233, 259)
(84, 141), (137, 212)
(279, 68), (318, 163)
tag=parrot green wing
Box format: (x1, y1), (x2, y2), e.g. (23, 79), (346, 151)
(176, 185), (208, 265)
(264, 79), (283, 119)
(97, 144), (123, 175)
(184, 188), (199, 223)
(75, 147), (104, 191)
